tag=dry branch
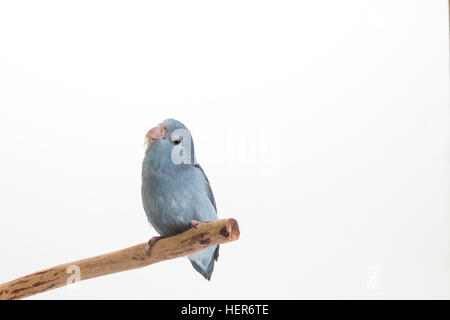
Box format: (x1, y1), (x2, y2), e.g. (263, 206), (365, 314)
(0, 218), (240, 300)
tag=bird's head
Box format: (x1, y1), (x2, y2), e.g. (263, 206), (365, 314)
(144, 119), (196, 171)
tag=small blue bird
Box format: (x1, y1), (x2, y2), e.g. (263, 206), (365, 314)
(141, 119), (219, 280)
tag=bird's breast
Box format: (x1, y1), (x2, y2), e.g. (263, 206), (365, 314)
(142, 169), (196, 237)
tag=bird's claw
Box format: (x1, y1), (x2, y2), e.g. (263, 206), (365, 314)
(145, 236), (163, 256)
(189, 220), (201, 229)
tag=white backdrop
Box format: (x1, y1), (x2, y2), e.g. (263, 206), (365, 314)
(0, 0), (449, 299)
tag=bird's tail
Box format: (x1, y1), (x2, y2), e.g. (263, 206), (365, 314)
(188, 245), (219, 281)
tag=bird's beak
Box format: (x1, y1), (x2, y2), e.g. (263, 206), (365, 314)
(146, 124), (166, 146)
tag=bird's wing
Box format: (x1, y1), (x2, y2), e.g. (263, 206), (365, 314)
(194, 163), (217, 214)
(189, 163), (220, 279)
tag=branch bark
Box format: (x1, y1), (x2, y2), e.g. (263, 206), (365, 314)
(0, 218), (240, 300)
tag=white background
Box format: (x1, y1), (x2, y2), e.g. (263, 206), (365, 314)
(0, 0), (449, 299)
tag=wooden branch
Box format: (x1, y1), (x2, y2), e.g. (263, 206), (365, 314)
(0, 218), (240, 300)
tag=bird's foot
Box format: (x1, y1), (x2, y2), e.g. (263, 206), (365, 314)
(145, 236), (163, 256)
(189, 220), (202, 229)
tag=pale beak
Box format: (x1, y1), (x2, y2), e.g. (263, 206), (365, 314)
(146, 124), (166, 146)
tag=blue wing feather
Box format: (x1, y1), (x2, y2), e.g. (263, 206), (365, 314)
(194, 163), (217, 213)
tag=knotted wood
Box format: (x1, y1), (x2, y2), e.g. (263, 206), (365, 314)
(0, 218), (240, 300)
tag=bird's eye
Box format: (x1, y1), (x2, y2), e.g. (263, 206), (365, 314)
(172, 139), (181, 145)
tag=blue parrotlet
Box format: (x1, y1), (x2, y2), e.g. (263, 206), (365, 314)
(141, 119), (219, 280)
